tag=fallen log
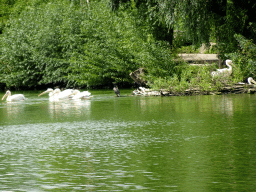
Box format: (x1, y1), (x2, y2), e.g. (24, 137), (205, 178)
(129, 68), (146, 86)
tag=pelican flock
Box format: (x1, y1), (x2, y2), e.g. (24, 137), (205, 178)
(211, 59), (233, 78)
(2, 90), (26, 102)
(38, 88), (92, 101)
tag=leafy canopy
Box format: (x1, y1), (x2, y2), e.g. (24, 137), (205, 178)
(0, 0), (176, 88)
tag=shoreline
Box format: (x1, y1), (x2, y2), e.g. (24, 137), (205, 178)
(132, 84), (256, 97)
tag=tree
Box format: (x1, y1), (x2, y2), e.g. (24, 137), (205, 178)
(0, 0), (16, 34)
(0, 0), (176, 88)
(0, 1), (86, 88)
(114, 0), (256, 55)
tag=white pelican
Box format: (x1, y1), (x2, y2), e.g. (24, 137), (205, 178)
(38, 88), (61, 101)
(248, 77), (256, 85)
(113, 85), (120, 97)
(52, 89), (74, 100)
(211, 59), (233, 78)
(2, 90), (26, 102)
(69, 90), (92, 100)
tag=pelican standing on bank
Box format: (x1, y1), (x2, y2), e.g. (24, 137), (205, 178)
(211, 59), (233, 78)
(2, 90), (26, 102)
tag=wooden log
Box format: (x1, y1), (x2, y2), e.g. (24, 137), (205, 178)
(129, 68), (146, 86)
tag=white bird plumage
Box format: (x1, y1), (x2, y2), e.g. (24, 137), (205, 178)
(52, 89), (73, 100)
(211, 59), (233, 78)
(39, 88), (92, 101)
(248, 77), (256, 85)
(2, 90), (26, 102)
(69, 90), (92, 100)
(38, 88), (59, 101)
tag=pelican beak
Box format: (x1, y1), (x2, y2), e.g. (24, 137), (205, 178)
(2, 93), (8, 100)
(38, 90), (49, 96)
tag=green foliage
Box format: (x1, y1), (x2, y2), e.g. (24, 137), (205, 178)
(226, 34), (256, 81)
(0, 0), (175, 88)
(172, 30), (193, 48)
(204, 44), (218, 54)
(176, 45), (200, 54)
(144, 0), (256, 56)
(0, 0), (85, 87)
(0, 0), (15, 33)
(67, 1), (176, 87)
(1, 0), (255, 91)
(149, 64), (218, 94)
(0, 0), (49, 34)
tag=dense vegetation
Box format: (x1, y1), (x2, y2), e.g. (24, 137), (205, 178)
(0, 0), (256, 91)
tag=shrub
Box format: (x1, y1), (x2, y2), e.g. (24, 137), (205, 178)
(0, 0), (176, 88)
(149, 64), (217, 93)
(226, 34), (256, 82)
(0, 1), (85, 88)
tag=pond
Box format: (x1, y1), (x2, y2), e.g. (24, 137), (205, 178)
(0, 89), (256, 191)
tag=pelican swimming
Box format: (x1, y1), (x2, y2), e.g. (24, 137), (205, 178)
(52, 89), (73, 100)
(211, 59), (233, 78)
(38, 88), (61, 101)
(2, 90), (26, 102)
(69, 90), (92, 100)
(113, 85), (120, 97)
(248, 77), (256, 85)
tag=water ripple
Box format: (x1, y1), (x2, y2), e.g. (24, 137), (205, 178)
(0, 120), (179, 191)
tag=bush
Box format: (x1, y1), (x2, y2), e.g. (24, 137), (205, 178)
(226, 34), (256, 82)
(172, 30), (193, 48)
(149, 64), (218, 93)
(0, 1), (85, 88)
(0, 0), (176, 88)
(68, 1), (177, 87)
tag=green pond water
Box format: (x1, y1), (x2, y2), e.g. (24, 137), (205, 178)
(0, 89), (256, 191)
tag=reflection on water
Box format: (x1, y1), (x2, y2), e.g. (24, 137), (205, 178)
(210, 95), (234, 117)
(48, 99), (91, 119)
(5, 102), (26, 119)
(1, 91), (256, 191)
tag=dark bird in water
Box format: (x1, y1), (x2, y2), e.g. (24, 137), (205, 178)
(113, 85), (120, 97)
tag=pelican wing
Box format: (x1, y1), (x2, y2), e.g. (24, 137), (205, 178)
(6, 94), (25, 102)
(72, 91), (91, 99)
